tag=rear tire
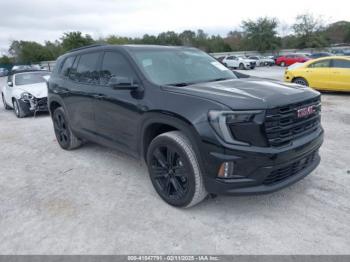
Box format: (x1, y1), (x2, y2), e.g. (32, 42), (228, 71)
(293, 77), (309, 87)
(147, 131), (207, 208)
(239, 63), (245, 70)
(52, 107), (82, 150)
(280, 61), (286, 67)
(2, 93), (11, 110)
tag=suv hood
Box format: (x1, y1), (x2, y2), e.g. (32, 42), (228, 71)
(163, 78), (319, 110)
(16, 83), (47, 98)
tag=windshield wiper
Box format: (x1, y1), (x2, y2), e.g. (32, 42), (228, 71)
(206, 77), (233, 82)
(167, 82), (196, 87)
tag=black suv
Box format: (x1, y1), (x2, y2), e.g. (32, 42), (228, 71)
(48, 45), (323, 207)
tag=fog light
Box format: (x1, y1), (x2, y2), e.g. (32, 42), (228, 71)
(217, 162), (234, 178)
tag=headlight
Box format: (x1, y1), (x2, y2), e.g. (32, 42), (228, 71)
(208, 110), (263, 146)
(21, 92), (34, 100)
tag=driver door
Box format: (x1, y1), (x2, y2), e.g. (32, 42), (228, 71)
(93, 51), (142, 154)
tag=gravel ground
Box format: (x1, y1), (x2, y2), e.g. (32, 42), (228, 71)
(0, 68), (350, 254)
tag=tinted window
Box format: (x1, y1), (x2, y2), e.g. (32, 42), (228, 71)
(308, 60), (330, 68)
(73, 52), (100, 84)
(99, 52), (136, 86)
(332, 59), (350, 68)
(60, 56), (75, 76)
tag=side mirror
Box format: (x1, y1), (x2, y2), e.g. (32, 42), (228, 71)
(7, 81), (13, 87)
(109, 76), (138, 90)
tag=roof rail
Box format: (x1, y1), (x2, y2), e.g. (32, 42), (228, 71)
(67, 44), (106, 53)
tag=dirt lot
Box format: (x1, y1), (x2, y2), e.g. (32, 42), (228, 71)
(0, 68), (350, 254)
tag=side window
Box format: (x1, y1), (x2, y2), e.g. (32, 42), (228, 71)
(226, 56), (234, 60)
(74, 52), (100, 84)
(308, 60), (330, 68)
(60, 56), (75, 77)
(332, 59), (350, 69)
(99, 52), (137, 86)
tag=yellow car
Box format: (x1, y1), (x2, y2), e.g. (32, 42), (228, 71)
(284, 56), (350, 92)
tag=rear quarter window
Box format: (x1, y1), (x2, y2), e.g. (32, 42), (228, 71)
(60, 56), (76, 76)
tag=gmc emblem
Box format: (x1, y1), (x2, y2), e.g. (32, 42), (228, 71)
(297, 106), (315, 118)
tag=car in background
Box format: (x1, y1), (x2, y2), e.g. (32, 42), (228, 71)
(1, 70), (50, 117)
(309, 52), (332, 59)
(215, 56), (226, 63)
(276, 54), (310, 67)
(222, 55), (256, 69)
(0, 68), (9, 77)
(284, 56), (350, 92)
(248, 56), (275, 66)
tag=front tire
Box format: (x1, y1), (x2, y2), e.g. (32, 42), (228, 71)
(2, 93), (11, 110)
(293, 77), (309, 86)
(52, 107), (82, 150)
(13, 99), (26, 118)
(147, 131), (207, 208)
(280, 61), (286, 67)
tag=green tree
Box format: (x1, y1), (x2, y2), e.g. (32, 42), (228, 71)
(179, 30), (196, 46)
(104, 35), (134, 45)
(61, 31), (95, 52)
(9, 40), (53, 63)
(0, 55), (12, 64)
(241, 17), (280, 52)
(292, 14), (329, 48)
(156, 31), (181, 45)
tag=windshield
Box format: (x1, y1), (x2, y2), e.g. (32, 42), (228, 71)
(14, 72), (49, 86)
(130, 49), (237, 86)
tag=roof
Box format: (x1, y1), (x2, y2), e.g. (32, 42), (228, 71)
(65, 44), (197, 54)
(9, 69), (49, 76)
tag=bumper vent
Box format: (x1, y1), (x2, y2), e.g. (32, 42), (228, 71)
(263, 151), (317, 185)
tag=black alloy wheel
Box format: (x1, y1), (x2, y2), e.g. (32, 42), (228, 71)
(147, 131), (207, 207)
(150, 146), (189, 202)
(53, 108), (70, 148)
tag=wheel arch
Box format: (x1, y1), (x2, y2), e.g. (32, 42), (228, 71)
(140, 111), (203, 163)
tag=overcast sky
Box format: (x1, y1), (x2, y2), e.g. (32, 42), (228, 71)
(0, 0), (349, 54)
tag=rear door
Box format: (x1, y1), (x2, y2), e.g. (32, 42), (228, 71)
(93, 51), (142, 154)
(64, 52), (102, 138)
(304, 59), (331, 90)
(329, 59), (350, 91)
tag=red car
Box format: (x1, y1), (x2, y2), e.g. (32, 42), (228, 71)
(276, 54), (310, 67)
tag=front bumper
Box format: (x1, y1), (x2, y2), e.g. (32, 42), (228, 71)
(200, 128), (323, 195)
(19, 97), (48, 114)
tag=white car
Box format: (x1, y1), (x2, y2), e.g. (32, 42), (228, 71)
(248, 56), (275, 66)
(1, 70), (50, 118)
(222, 55), (256, 70)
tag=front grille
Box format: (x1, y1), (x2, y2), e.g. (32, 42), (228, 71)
(35, 97), (48, 110)
(263, 150), (317, 185)
(264, 97), (321, 147)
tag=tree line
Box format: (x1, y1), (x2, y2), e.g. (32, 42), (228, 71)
(1, 14), (350, 65)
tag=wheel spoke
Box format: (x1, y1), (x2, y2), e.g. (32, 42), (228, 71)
(166, 148), (175, 167)
(171, 177), (185, 196)
(153, 148), (167, 168)
(164, 177), (171, 196)
(152, 166), (168, 179)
